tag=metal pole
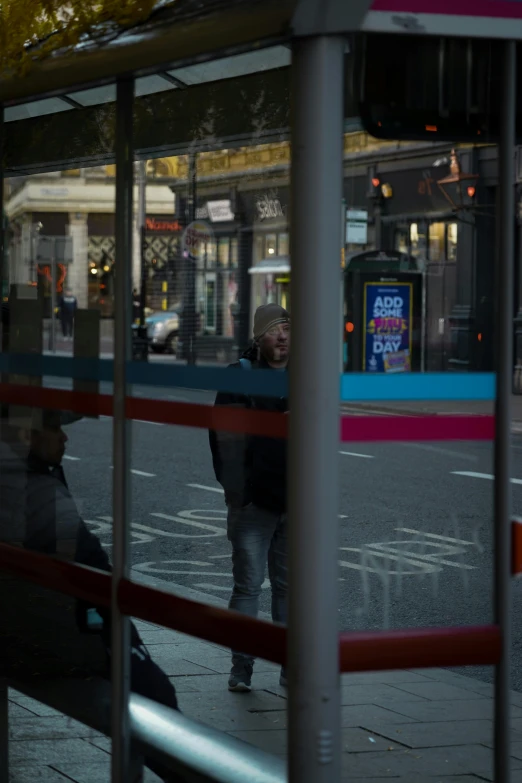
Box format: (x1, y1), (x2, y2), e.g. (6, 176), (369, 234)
(137, 159), (146, 329)
(50, 255), (57, 352)
(494, 39), (516, 783)
(288, 35), (344, 783)
(112, 77), (134, 783)
(186, 151), (197, 365)
(0, 105), (4, 306)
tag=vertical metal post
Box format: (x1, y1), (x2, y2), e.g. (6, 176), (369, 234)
(186, 151), (197, 365)
(288, 36), (344, 783)
(112, 77), (134, 783)
(49, 255), (57, 352)
(0, 106), (5, 310)
(137, 160), (146, 329)
(494, 39), (516, 783)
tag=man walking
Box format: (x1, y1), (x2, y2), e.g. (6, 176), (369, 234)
(59, 286), (77, 339)
(209, 304), (289, 692)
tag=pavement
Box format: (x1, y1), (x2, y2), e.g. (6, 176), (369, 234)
(8, 616), (522, 782)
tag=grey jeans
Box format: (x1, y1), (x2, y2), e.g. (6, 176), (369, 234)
(227, 503), (287, 665)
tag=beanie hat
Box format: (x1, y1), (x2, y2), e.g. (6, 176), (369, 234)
(253, 304), (290, 340)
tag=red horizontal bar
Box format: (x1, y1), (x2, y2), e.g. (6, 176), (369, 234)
(372, 0), (522, 20)
(0, 544), (502, 673)
(341, 414), (495, 442)
(126, 397), (287, 438)
(0, 383), (287, 438)
(0, 383), (495, 442)
(0, 542), (111, 608)
(118, 578), (286, 665)
(339, 625), (501, 671)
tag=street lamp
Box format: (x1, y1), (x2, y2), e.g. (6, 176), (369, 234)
(434, 149), (479, 212)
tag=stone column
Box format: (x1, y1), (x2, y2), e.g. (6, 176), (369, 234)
(67, 213), (89, 307)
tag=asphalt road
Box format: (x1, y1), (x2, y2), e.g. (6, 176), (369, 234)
(50, 377), (522, 689)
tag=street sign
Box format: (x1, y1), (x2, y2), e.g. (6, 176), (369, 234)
(363, 0), (522, 39)
(363, 281), (413, 372)
(182, 220), (214, 262)
(346, 209), (368, 245)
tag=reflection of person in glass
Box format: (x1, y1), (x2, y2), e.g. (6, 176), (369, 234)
(209, 304), (289, 692)
(59, 286), (77, 340)
(0, 310), (180, 783)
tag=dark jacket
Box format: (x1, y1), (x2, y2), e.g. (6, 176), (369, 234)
(59, 294), (77, 319)
(209, 346), (288, 514)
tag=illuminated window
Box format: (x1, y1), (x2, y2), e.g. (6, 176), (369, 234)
(447, 222), (458, 262)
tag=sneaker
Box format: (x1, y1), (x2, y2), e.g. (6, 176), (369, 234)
(279, 668), (288, 687)
(228, 661), (253, 692)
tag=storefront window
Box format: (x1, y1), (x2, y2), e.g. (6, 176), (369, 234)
(204, 239), (217, 269)
(230, 237), (238, 268)
(395, 226), (409, 255)
(429, 222), (446, 262)
(218, 237), (229, 267)
(266, 234), (277, 256)
(253, 234), (264, 264)
(410, 222), (427, 259)
(278, 232), (289, 256)
(447, 222), (458, 262)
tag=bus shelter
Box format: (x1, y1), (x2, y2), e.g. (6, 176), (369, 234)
(0, 1), (519, 782)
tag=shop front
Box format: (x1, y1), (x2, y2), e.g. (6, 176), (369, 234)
(243, 186), (290, 330)
(377, 163), (462, 371)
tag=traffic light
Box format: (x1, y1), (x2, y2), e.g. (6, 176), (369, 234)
(368, 172), (393, 202)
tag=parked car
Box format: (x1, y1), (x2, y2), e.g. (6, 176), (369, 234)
(146, 308), (180, 354)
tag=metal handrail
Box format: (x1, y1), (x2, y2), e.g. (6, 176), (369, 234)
(130, 692), (286, 783)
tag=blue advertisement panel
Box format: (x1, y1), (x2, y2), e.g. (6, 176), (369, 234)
(363, 282), (413, 372)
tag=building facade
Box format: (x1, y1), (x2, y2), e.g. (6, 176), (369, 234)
(4, 134), (504, 370)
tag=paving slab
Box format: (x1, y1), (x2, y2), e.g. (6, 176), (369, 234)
(51, 762), (162, 782)
(9, 737), (110, 766)
(337, 744), (522, 779)
(390, 681), (487, 702)
(341, 777), (485, 782)
(340, 683), (428, 706)
(255, 703), (419, 731)
(342, 670), (436, 686)
(9, 768), (72, 781)
(9, 715), (102, 741)
(367, 718), (522, 749)
(181, 653), (278, 675)
(374, 697), (522, 723)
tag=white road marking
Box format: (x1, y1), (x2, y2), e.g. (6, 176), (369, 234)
(150, 512), (226, 537)
(188, 483), (224, 494)
(110, 466), (156, 477)
(63, 455), (80, 461)
(452, 471), (522, 485)
(367, 541), (475, 570)
(194, 584), (231, 592)
(339, 548), (440, 575)
(396, 527), (477, 546)
(339, 451), (374, 459)
(133, 419), (164, 426)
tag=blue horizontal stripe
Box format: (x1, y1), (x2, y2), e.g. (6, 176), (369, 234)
(0, 354), (495, 401)
(340, 373), (495, 401)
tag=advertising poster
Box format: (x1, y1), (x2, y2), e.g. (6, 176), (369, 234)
(363, 282), (412, 372)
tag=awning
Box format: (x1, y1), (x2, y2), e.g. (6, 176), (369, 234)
(4, 45), (292, 124)
(249, 257), (291, 275)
